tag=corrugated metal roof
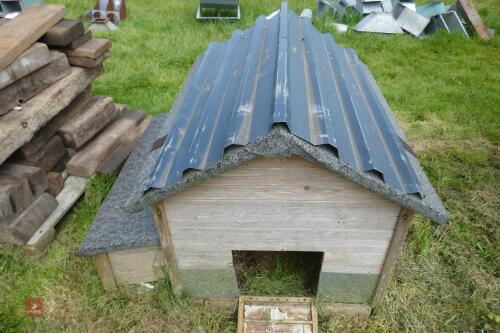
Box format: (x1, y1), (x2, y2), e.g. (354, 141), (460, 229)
(147, 2), (421, 196)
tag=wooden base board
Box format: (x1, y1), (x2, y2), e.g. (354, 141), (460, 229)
(24, 176), (88, 254)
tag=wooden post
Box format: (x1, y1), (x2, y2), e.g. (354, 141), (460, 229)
(372, 207), (414, 308)
(94, 253), (118, 291)
(152, 203), (183, 296)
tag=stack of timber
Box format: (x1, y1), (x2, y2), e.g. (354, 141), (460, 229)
(0, 5), (150, 252)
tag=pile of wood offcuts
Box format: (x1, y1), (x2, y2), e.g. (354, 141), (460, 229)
(0, 4), (150, 252)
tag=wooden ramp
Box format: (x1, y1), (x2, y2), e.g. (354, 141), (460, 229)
(237, 296), (318, 333)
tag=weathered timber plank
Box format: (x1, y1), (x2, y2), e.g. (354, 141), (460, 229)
(0, 43), (50, 90)
(371, 207), (414, 308)
(25, 176), (88, 253)
(19, 136), (65, 173)
(0, 193), (57, 245)
(62, 38), (111, 59)
(0, 163), (48, 198)
(18, 88), (94, 158)
(0, 65), (103, 165)
(0, 192), (16, 224)
(40, 19), (84, 46)
(46, 172), (64, 196)
(94, 253), (118, 291)
(0, 176), (33, 216)
(67, 109), (146, 177)
(96, 115), (152, 176)
(67, 51), (111, 68)
(107, 246), (166, 285)
(457, 0), (494, 40)
(59, 96), (117, 149)
(67, 29), (92, 49)
(0, 4), (66, 70)
(0, 51), (71, 114)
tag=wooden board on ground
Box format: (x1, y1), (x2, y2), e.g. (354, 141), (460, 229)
(237, 296), (318, 333)
(25, 176), (88, 254)
(0, 193), (57, 245)
(97, 115), (152, 176)
(59, 96), (117, 149)
(62, 38), (111, 59)
(67, 51), (111, 68)
(0, 4), (66, 70)
(0, 65), (103, 165)
(0, 163), (48, 198)
(46, 172), (64, 196)
(40, 19), (84, 46)
(67, 109), (146, 177)
(18, 88), (94, 158)
(0, 43), (51, 90)
(457, 0), (494, 40)
(19, 135), (65, 173)
(0, 51), (71, 114)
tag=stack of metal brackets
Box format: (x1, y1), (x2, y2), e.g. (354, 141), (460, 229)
(196, 0), (240, 20)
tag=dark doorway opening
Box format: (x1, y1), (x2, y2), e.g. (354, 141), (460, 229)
(232, 251), (324, 296)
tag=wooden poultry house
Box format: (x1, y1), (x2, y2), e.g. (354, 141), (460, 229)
(79, 3), (448, 316)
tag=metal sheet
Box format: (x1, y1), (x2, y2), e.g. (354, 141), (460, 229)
(427, 11), (469, 37)
(147, 3), (421, 196)
(355, 12), (403, 34)
(416, 2), (446, 18)
(394, 2), (430, 36)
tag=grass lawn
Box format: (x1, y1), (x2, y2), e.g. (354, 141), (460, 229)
(1, 0), (499, 332)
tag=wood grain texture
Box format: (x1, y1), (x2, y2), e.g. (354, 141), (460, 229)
(0, 43), (50, 90)
(59, 96), (117, 149)
(457, 0), (494, 40)
(96, 115), (152, 176)
(371, 207), (414, 307)
(46, 172), (64, 196)
(18, 135), (65, 173)
(0, 163), (48, 199)
(0, 193), (57, 245)
(67, 51), (111, 68)
(40, 19), (84, 46)
(94, 253), (118, 291)
(0, 176), (33, 216)
(19, 88), (94, 158)
(62, 38), (111, 59)
(0, 4), (66, 70)
(25, 176), (88, 253)
(0, 51), (71, 114)
(0, 66), (103, 165)
(66, 28), (92, 50)
(107, 247), (166, 285)
(162, 157), (400, 276)
(67, 109), (146, 177)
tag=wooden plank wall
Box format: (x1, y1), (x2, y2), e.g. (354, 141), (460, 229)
(162, 157), (400, 275)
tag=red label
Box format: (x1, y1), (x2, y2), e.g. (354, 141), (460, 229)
(24, 297), (44, 317)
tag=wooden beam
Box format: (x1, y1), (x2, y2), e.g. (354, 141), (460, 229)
(0, 43), (51, 90)
(40, 19), (84, 47)
(18, 88), (94, 159)
(152, 203), (183, 296)
(67, 109), (146, 177)
(67, 51), (111, 68)
(0, 4), (66, 70)
(97, 115), (152, 176)
(62, 38), (111, 59)
(65, 29), (92, 50)
(94, 253), (118, 291)
(0, 66), (103, 165)
(25, 176), (88, 254)
(0, 51), (71, 114)
(46, 172), (64, 197)
(371, 207), (414, 308)
(0, 193), (57, 245)
(457, 0), (494, 40)
(0, 176), (33, 216)
(0, 163), (48, 198)
(19, 136), (65, 173)
(59, 96), (117, 149)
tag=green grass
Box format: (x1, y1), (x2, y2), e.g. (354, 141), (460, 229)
(1, 0), (499, 332)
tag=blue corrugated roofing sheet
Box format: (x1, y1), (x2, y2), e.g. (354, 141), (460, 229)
(147, 3), (421, 196)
